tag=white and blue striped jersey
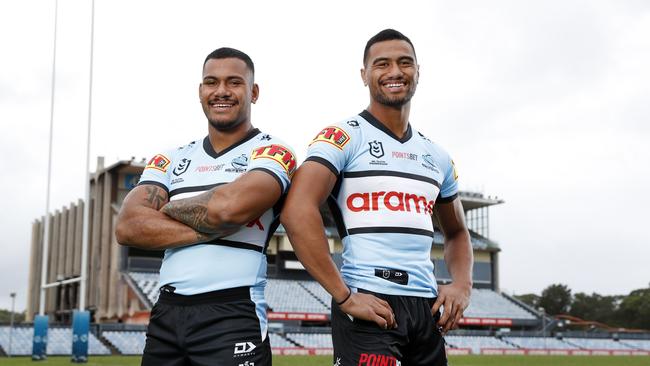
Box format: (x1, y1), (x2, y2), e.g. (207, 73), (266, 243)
(305, 110), (459, 298)
(138, 129), (296, 331)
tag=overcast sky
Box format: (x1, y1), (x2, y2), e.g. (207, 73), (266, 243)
(1, 0), (649, 312)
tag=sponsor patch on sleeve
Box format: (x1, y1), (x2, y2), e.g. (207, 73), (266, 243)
(145, 154), (171, 172)
(309, 126), (351, 150)
(251, 144), (297, 178)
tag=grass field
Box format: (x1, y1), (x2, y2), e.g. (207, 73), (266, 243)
(2, 355), (649, 365)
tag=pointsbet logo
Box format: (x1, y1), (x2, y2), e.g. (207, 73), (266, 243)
(346, 191), (435, 215)
(357, 353), (401, 366)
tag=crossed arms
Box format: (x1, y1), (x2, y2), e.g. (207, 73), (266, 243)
(115, 170), (281, 250)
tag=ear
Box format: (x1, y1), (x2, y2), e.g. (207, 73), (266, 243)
(415, 64), (420, 84)
(251, 83), (260, 104)
(360, 68), (367, 86)
(198, 83), (203, 102)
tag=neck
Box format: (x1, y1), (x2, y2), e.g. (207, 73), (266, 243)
(366, 101), (411, 139)
(207, 120), (254, 153)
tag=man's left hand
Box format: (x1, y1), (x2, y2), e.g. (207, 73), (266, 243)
(431, 283), (471, 334)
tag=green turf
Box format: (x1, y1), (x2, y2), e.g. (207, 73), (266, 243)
(1, 355), (650, 365)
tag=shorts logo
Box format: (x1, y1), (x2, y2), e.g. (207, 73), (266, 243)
(234, 341), (256, 355)
(310, 126), (351, 150)
(358, 353), (401, 366)
(172, 158), (191, 176)
(346, 191), (434, 215)
(368, 140), (384, 158)
(251, 144), (297, 178)
(145, 154), (171, 172)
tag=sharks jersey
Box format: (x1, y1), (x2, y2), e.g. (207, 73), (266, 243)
(138, 128), (295, 331)
(305, 110), (458, 298)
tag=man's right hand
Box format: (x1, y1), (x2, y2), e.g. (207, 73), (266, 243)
(339, 292), (397, 329)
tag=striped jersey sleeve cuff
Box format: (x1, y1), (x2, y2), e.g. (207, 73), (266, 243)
(248, 167), (286, 193)
(437, 193), (458, 204)
(137, 180), (170, 194)
(305, 156), (339, 176)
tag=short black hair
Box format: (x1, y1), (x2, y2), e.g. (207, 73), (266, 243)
(203, 47), (255, 76)
(363, 29), (417, 66)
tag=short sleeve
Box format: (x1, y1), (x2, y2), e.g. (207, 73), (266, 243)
(138, 152), (174, 193)
(438, 156), (459, 202)
(248, 143), (297, 193)
(304, 123), (355, 175)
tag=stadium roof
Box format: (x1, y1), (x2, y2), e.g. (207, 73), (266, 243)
(459, 191), (504, 211)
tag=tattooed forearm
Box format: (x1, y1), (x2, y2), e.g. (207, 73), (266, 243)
(144, 186), (167, 210)
(161, 191), (221, 233)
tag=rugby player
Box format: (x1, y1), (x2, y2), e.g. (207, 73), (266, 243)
(281, 29), (473, 365)
(116, 47), (295, 366)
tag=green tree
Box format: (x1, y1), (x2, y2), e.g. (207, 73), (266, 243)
(0, 309), (25, 323)
(514, 293), (540, 308)
(570, 292), (621, 325)
(617, 288), (650, 330)
(539, 283), (572, 315)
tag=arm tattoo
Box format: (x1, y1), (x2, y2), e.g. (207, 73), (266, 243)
(144, 186), (167, 210)
(161, 191), (221, 233)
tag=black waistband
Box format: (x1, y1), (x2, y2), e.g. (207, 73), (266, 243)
(157, 286), (251, 306)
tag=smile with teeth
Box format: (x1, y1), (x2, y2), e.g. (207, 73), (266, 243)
(209, 101), (235, 110)
(383, 81), (405, 90)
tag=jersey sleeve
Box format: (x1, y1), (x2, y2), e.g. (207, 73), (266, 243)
(304, 122), (357, 175)
(138, 151), (175, 193)
(438, 154), (459, 203)
(248, 142), (297, 193)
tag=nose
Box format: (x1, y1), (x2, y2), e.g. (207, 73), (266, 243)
(214, 82), (231, 98)
(386, 62), (404, 78)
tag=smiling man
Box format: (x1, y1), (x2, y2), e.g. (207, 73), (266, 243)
(281, 29), (473, 365)
(116, 47), (295, 366)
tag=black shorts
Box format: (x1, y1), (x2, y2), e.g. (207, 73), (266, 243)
(141, 286), (271, 366)
(331, 289), (447, 366)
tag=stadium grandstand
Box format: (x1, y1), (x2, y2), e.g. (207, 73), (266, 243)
(5, 157), (648, 358)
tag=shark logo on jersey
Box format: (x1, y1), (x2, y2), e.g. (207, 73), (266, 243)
(368, 140), (384, 158)
(229, 154), (249, 172)
(421, 154), (439, 173)
(173, 158), (191, 176)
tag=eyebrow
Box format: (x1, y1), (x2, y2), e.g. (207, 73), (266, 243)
(202, 75), (246, 82)
(371, 56), (415, 65)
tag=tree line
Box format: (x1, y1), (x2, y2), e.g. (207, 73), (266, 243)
(515, 284), (650, 330)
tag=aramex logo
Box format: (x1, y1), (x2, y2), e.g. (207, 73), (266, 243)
(346, 191), (434, 215)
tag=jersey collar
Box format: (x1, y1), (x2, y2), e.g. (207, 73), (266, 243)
(203, 128), (261, 158)
(360, 110), (412, 144)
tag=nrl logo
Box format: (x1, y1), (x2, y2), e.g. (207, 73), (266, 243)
(368, 140), (384, 159)
(173, 158), (191, 176)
